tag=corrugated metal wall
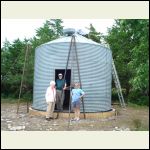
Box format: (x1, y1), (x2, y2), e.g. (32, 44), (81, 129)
(32, 35), (112, 112)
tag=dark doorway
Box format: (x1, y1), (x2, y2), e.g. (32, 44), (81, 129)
(55, 69), (71, 111)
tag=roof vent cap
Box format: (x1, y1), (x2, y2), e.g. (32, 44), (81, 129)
(63, 28), (76, 36)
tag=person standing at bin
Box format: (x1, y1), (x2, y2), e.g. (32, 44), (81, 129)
(71, 82), (85, 121)
(56, 73), (67, 111)
(45, 81), (56, 121)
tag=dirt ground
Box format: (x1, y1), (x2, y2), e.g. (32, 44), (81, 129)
(1, 102), (149, 131)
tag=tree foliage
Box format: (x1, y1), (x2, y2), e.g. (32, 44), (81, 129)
(1, 19), (64, 100)
(105, 19), (149, 105)
(85, 24), (102, 43)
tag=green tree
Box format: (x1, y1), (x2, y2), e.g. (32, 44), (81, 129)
(35, 19), (63, 45)
(49, 19), (63, 38)
(1, 19), (64, 100)
(86, 24), (102, 43)
(1, 39), (27, 98)
(105, 19), (149, 105)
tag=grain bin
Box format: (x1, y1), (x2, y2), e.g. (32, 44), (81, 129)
(32, 30), (112, 112)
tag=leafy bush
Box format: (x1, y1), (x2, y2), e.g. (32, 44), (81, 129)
(128, 90), (149, 106)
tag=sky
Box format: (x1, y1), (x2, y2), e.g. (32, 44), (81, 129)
(1, 19), (115, 47)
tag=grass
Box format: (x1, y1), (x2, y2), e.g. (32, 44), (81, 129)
(132, 118), (142, 129)
(1, 98), (32, 104)
(131, 117), (149, 131)
(127, 102), (149, 109)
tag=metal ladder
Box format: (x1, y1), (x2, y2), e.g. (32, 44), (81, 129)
(112, 59), (126, 108)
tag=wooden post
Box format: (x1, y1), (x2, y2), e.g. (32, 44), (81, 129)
(17, 43), (29, 114)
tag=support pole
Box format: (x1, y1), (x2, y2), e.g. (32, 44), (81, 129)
(73, 36), (86, 119)
(17, 44), (29, 114)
